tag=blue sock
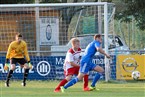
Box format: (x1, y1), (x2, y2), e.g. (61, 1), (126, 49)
(91, 73), (102, 87)
(64, 77), (79, 89)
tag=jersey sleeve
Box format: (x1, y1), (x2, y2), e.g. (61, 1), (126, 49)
(24, 42), (30, 62)
(95, 42), (101, 48)
(6, 43), (12, 59)
(66, 52), (74, 62)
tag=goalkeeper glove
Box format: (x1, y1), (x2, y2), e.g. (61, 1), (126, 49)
(28, 61), (33, 69)
(4, 63), (9, 71)
(4, 59), (9, 71)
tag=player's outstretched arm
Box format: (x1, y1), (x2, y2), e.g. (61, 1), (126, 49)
(24, 42), (30, 62)
(4, 43), (12, 71)
(97, 47), (110, 58)
(24, 42), (32, 69)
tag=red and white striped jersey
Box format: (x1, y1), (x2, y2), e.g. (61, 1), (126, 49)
(63, 48), (81, 71)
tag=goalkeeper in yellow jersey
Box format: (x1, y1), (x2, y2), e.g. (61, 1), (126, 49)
(4, 33), (32, 87)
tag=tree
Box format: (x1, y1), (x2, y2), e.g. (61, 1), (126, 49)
(116, 0), (145, 30)
(0, 0), (35, 4)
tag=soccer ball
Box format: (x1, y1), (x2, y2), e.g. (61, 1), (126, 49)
(131, 71), (140, 80)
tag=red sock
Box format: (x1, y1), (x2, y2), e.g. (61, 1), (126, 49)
(55, 79), (68, 90)
(83, 75), (89, 88)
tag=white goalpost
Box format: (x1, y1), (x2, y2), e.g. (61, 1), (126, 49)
(0, 2), (115, 82)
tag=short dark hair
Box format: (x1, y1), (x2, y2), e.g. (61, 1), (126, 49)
(16, 33), (22, 37)
(94, 34), (101, 40)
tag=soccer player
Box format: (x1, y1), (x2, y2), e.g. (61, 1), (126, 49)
(60, 34), (110, 92)
(54, 38), (90, 92)
(4, 33), (32, 87)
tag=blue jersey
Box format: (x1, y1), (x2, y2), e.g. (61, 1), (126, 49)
(81, 40), (101, 62)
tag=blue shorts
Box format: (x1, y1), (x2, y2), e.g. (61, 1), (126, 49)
(79, 60), (97, 74)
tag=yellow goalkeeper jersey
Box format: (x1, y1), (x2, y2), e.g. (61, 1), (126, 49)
(6, 40), (30, 62)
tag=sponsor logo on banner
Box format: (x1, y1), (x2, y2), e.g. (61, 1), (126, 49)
(122, 57), (138, 72)
(117, 55), (145, 80)
(37, 61), (51, 76)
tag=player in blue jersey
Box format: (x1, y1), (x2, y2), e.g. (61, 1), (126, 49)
(60, 34), (110, 92)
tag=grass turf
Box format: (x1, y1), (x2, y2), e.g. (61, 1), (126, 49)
(0, 80), (144, 97)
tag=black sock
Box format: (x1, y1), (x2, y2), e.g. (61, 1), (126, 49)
(6, 70), (13, 83)
(23, 69), (29, 83)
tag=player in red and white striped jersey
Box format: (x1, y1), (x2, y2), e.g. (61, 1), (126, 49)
(54, 38), (90, 92)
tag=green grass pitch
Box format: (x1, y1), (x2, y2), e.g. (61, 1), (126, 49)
(0, 80), (144, 97)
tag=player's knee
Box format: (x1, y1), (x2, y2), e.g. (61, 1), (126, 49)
(94, 66), (104, 73)
(77, 73), (84, 80)
(100, 68), (104, 73)
(65, 75), (72, 81)
(23, 63), (29, 69)
(10, 64), (16, 70)
(11, 67), (15, 70)
(98, 68), (104, 74)
(78, 77), (83, 80)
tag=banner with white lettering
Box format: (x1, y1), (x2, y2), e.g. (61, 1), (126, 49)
(0, 56), (116, 80)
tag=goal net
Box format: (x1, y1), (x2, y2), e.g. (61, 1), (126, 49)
(0, 2), (117, 82)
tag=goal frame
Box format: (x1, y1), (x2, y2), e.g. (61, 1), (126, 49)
(0, 2), (114, 82)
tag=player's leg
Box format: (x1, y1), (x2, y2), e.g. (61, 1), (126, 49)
(61, 72), (85, 92)
(22, 64), (29, 86)
(19, 58), (30, 86)
(83, 74), (90, 91)
(54, 67), (77, 92)
(90, 63), (104, 90)
(61, 62), (89, 92)
(5, 58), (16, 87)
(73, 67), (90, 91)
(54, 75), (72, 92)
